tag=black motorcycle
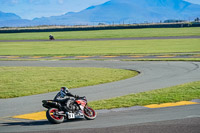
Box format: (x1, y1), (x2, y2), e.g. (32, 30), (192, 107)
(49, 35), (55, 40)
(42, 96), (96, 124)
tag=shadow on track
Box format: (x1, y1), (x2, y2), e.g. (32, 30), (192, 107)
(2, 120), (50, 126)
(1, 119), (84, 127)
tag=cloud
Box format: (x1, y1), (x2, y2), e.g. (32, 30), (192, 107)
(11, 0), (19, 4)
(58, 0), (64, 4)
(28, 0), (50, 5)
(185, 0), (200, 4)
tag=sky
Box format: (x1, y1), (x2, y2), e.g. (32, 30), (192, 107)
(0, 0), (109, 20)
(186, 0), (200, 4)
(0, 0), (200, 20)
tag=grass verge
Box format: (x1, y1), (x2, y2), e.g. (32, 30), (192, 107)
(0, 67), (138, 99)
(89, 81), (200, 110)
(121, 58), (200, 62)
(0, 58), (199, 62)
(0, 27), (199, 40)
(0, 39), (199, 56)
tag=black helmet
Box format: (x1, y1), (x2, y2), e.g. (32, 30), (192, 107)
(60, 87), (69, 93)
(60, 87), (69, 97)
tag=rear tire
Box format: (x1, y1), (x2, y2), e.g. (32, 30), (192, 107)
(84, 106), (96, 120)
(46, 108), (64, 124)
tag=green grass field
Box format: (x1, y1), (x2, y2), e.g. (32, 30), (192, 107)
(0, 39), (199, 56)
(0, 27), (199, 40)
(89, 81), (200, 110)
(0, 67), (138, 98)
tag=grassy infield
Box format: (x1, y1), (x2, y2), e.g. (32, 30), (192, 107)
(0, 27), (200, 109)
(0, 39), (199, 56)
(0, 27), (200, 62)
(0, 67), (138, 99)
(90, 81), (200, 110)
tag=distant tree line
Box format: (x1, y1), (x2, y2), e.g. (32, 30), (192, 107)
(0, 21), (200, 33)
(195, 17), (200, 22)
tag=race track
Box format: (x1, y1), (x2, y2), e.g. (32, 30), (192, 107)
(0, 60), (200, 132)
(0, 35), (200, 42)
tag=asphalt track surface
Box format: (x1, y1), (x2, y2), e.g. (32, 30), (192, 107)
(0, 35), (200, 42)
(0, 60), (200, 133)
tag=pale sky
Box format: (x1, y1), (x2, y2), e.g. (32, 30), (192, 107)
(0, 0), (199, 20)
(185, 0), (200, 4)
(0, 0), (109, 20)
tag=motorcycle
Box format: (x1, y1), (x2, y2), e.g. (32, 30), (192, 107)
(42, 96), (96, 124)
(49, 36), (55, 40)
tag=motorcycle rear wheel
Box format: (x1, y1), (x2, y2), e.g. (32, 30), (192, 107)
(46, 108), (64, 124)
(84, 106), (96, 120)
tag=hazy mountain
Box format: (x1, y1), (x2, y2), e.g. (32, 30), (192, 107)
(0, 11), (21, 21)
(32, 0), (200, 25)
(1, 0), (200, 27)
(0, 11), (31, 27)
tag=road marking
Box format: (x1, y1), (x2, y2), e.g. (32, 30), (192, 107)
(12, 111), (46, 120)
(76, 56), (92, 58)
(129, 56), (144, 58)
(144, 101), (199, 108)
(192, 54), (200, 57)
(30, 56), (43, 58)
(156, 55), (175, 58)
(52, 56), (66, 58)
(101, 56), (118, 58)
(0, 55), (199, 60)
(7, 56), (20, 58)
(0, 56), (7, 58)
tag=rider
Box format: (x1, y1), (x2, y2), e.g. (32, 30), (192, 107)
(54, 87), (79, 111)
(49, 34), (54, 40)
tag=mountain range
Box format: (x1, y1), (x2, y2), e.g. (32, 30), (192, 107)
(0, 0), (200, 27)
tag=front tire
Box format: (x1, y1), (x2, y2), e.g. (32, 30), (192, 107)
(46, 108), (64, 124)
(84, 106), (96, 120)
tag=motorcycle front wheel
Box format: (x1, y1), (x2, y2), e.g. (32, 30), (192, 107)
(84, 106), (96, 120)
(46, 108), (64, 124)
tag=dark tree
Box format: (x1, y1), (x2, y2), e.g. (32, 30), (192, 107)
(195, 17), (200, 22)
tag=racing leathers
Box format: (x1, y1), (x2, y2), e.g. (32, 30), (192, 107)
(54, 91), (78, 112)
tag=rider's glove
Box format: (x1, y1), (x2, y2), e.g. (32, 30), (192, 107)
(75, 95), (79, 98)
